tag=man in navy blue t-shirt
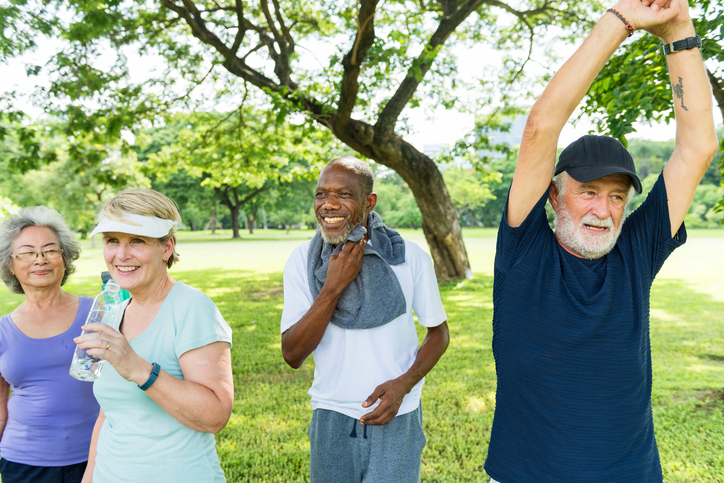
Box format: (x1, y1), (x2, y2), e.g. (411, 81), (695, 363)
(485, 1), (719, 482)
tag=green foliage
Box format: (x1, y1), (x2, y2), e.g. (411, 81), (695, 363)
(443, 167), (500, 223)
(0, 121), (149, 234)
(264, 178), (317, 231)
(373, 172), (423, 229)
(581, 1), (724, 144)
(0, 0), (56, 62)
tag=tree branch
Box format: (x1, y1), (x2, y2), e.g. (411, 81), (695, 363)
(230, 0), (246, 56)
(375, 0), (485, 138)
(336, 0), (380, 130)
(707, 68), (724, 125)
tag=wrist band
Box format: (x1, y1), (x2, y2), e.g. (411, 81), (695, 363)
(663, 35), (702, 55)
(607, 8), (634, 37)
(139, 362), (161, 391)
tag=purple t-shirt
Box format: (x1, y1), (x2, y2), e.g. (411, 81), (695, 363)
(0, 296), (99, 466)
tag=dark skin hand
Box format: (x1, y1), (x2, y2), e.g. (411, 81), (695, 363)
(359, 321), (449, 425)
(281, 236), (368, 369)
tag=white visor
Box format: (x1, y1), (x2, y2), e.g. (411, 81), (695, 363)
(89, 213), (178, 238)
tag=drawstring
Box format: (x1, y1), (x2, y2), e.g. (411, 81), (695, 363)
(349, 419), (368, 439)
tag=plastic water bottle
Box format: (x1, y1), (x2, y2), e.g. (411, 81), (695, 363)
(69, 280), (123, 381)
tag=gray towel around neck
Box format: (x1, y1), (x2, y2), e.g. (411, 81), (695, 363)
(307, 211), (406, 330)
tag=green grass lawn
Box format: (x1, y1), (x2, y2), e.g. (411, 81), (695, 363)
(0, 228), (722, 482)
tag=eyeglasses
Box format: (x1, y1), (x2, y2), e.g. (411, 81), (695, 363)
(11, 249), (63, 262)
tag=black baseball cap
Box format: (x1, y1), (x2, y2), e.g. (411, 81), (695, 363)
(555, 135), (642, 194)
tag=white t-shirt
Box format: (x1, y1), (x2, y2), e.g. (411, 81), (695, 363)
(281, 239), (447, 420)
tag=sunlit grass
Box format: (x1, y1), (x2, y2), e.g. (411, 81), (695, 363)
(0, 231), (722, 481)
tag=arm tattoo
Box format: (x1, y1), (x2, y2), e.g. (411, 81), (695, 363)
(673, 77), (688, 111)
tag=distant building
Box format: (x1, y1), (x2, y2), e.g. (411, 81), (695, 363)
(423, 143), (449, 158)
(479, 113), (528, 159)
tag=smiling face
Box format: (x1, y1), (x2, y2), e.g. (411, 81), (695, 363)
(314, 162), (376, 245)
(10, 226), (65, 291)
(549, 173), (632, 259)
(102, 232), (174, 295)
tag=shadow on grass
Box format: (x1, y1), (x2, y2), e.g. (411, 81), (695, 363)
(172, 268), (499, 482)
(3, 268), (721, 482)
(649, 280), (724, 483)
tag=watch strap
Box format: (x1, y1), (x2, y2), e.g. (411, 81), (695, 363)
(663, 35), (702, 55)
(139, 362), (161, 391)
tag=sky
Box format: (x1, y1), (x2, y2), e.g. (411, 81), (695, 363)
(1, 29), (721, 154)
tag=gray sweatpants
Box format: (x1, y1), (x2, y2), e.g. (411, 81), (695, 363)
(308, 406), (426, 483)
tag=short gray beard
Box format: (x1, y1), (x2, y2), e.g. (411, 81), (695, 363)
(554, 199), (625, 259)
(319, 211), (365, 245)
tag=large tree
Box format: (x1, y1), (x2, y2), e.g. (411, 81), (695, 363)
(2, 0), (599, 279)
(143, 108), (336, 238)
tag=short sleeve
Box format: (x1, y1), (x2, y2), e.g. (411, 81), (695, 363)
(622, 173), (686, 279)
(173, 288), (232, 358)
(496, 190), (551, 273)
(409, 242), (447, 328)
(280, 242), (315, 334)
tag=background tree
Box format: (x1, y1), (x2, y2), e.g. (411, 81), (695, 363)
(0, 120), (148, 236)
(264, 177), (317, 232)
(2, 0), (605, 279)
(578, 0), (724, 215)
(142, 107), (337, 238)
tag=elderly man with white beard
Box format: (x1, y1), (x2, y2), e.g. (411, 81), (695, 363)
(484, 0), (719, 482)
(280, 156), (449, 483)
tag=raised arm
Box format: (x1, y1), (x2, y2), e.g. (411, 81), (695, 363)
(281, 237), (367, 369)
(508, 0), (680, 227)
(649, 1), (720, 235)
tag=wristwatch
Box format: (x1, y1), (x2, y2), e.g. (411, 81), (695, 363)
(663, 35), (702, 55)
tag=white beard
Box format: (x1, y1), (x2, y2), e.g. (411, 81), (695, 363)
(319, 212), (365, 245)
(554, 200), (625, 259)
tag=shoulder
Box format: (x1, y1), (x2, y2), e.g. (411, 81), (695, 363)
(399, 238), (436, 277)
(163, 282), (220, 319)
(285, 240), (311, 273)
(168, 282), (214, 305)
(402, 239), (429, 262)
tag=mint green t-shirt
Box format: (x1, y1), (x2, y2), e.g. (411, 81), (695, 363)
(92, 282), (232, 483)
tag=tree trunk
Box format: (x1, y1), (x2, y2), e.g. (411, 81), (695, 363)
(707, 69), (724, 126)
(394, 148), (471, 280)
(230, 205), (241, 239)
(246, 213), (255, 235)
(162, 0), (485, 279)
(205, 211), (219, 234)
(333, 121), (472, 281)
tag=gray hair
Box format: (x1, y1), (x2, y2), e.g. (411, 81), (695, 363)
(554, 172), (635, 204)
(0, 206), (81, 294)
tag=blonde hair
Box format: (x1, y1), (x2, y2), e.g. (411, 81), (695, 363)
(98, 189), (182, 268)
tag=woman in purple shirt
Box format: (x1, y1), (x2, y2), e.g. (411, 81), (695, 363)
(0, 206), (99, 483)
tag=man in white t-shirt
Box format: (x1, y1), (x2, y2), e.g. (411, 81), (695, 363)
(281, 156), (449, 483)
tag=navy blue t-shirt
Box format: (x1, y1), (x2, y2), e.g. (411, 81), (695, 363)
(485, 173), (686, 483)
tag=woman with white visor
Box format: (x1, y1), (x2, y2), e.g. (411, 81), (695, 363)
(76, 189), (233, 483)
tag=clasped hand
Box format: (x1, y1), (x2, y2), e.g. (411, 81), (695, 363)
(325, 237), (367, 293)
(74, 323), (150, 385)
(359, 377), (410, 426)
(613, 0), (690, 39)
